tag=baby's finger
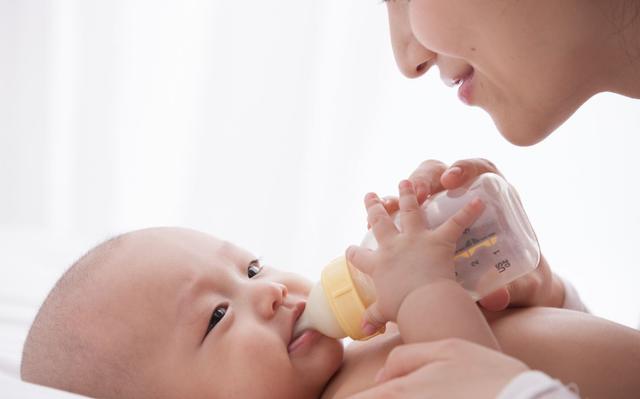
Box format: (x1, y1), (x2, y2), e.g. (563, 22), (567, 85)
(361, 303), (387, 337)
(346, 245), (376, 275)
(367, 196), (399, 229)
(435, 198), (485, 244)
(441, 158), (504, 190)
(397, 180), (425, 233)
(365, 193), (398, 242)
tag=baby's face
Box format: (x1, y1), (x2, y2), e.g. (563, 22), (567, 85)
(97, 228), (343, 398)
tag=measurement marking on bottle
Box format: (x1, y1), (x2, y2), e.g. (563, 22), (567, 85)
(454, 234), (497, 260)
(495, 259), (511, 273)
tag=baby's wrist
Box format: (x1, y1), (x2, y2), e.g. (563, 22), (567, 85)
(397, 278), (462, 317)
(396, 278), (498, 347)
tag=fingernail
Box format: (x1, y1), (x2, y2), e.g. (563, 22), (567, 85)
(365, 192), (379, 202)
(416, 182), (430, 199)
(346, 245), (357, 260)
(361, 322), (378, 336)
(444, 166), (462, 178)
(374, 368), (386, 383)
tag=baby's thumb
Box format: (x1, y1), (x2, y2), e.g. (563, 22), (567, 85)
(346, 245), (375, 275)
(361, 302), (386, 337)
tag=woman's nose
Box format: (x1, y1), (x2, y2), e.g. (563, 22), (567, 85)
(252, 281), (288, 319)
(395, 39), (436, 78)
(388, 2), (436, 78)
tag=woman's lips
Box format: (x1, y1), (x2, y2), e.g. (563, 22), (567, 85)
(287, 329), (320, 354)
(457, 70), (475, 105)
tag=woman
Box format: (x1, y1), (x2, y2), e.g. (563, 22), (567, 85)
(353, 0), (640, 397)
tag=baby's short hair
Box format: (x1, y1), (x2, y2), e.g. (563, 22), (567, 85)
(21, 234), (139, 398)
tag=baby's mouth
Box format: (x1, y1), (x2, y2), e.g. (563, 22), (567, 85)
(288, 302), (319, 353)
(288, 330), (320, 353)
(288, 302), (305, 342)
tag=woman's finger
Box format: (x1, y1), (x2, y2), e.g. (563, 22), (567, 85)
(408, 159), (448, 204)
(347, 371), (428, 399)
(478, 287), (511, 311)
(376, 339), (470, 382)
(441, 158), (504, 190)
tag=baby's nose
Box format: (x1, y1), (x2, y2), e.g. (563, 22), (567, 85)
(254, 281), (288, 318)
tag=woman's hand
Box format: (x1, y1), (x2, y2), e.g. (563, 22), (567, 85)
(380, 158), (566, 311)
(347, 180), (485, 330)
(348, 339), (529, 399)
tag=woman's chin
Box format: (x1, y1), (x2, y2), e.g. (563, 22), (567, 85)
(489, 107), (565, 147)
(486, 91), (591, 146)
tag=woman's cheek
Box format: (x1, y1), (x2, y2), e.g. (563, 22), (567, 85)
(409, 0), (483, 57)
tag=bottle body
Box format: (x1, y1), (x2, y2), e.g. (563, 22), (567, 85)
(361, 173), (540, 300)
(295, 173), (540, 340)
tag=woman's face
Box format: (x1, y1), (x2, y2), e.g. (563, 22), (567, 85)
(386, 0), (601, 146)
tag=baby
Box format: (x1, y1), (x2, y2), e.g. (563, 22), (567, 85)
(20, 182), (640, 398)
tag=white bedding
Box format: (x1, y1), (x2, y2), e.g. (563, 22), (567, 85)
(0, 229), (93, 398)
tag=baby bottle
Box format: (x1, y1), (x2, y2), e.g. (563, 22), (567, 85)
(293, 173), (541, 340)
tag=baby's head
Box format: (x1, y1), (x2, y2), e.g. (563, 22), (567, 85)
(21, 227), (343, 398)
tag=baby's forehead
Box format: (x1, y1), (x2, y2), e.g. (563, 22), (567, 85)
(108, 229), (259, 309)
(127, 228), (250, 266)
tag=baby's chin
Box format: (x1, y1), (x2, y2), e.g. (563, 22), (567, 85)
(292, 336), (344, 394)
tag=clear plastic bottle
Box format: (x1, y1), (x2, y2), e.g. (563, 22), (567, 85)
(294, 173), (541, 340)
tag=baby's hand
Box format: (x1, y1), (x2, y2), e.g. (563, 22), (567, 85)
(347, 180), (485, 333)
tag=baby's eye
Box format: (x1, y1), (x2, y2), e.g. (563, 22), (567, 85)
(247, 260), (263, 278)
(205, 306), (227, 337)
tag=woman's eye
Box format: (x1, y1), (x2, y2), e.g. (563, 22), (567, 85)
(205, 306), (227, 337)
(247, 261), (262, 278)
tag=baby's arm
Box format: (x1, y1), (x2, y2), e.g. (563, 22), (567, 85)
(397, 279), (498, 349)
(348, 180), (498, 349)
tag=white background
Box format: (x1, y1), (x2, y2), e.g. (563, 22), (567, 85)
(1, 0), (639, 328)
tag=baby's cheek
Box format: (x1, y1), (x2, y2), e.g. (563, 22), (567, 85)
(227, 338), (292, 389)
(280, 272), (312, 296)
